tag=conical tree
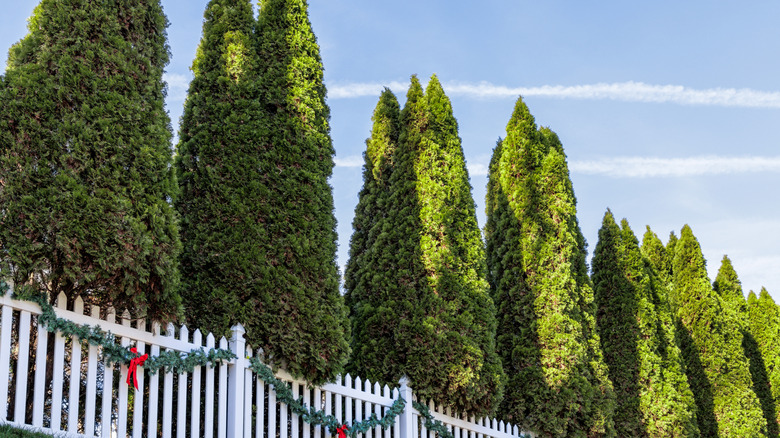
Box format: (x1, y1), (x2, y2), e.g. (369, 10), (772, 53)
(344, 88), (400, 308)
(346, 75), (503, 416)
(713, 256), (747, 319)
(592, 211), (698, 437)
(485, 96), (615, 437)
(0, 0), (181, 320)
(671, 225), (766, 436)
(176, 0), (261, 337)
(746, 289), (780, 436)
(640, 227), (673, 287)
(213, 0), (350, 384)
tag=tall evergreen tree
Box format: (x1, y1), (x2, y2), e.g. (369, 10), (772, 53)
(747, 289), (780, 435)
(671, 225), (766, 436)
(346, 76), (503, 416)
(197, 0), (352, 384)
(0, 0), (181, 320)
(592, 211), (698, 437)
(713, 255), (747, 318)
(485, 96), (615, 437)
(176, 0), (261, 337)
(344, 88), (400, 308)
(640, 227), (673, 287)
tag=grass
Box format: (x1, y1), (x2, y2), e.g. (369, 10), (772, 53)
(0, 424), (62, 438)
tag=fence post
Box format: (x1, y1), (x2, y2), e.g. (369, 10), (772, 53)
(228, 324), (247, 438)
(398, 376), (414, 438)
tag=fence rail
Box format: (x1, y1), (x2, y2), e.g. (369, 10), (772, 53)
(0, 288), (532, 438)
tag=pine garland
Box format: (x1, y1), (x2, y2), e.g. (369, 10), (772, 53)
(250, 357), (406, 437)
(9, 284), (236, 374)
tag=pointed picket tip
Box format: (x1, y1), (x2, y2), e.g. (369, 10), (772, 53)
(56, 291), (68, 308)
(166, 322), (176, 336)
(192, 329), (203, 347)
(373, 381), (381, 395)
(89, 304), (99, 318)
(105, 306), (116, 322)
(205, 332), (215, 345)
(151, 321), (161, 336)
(179, 324), (189, 342)
(354, 376), (362, 391)
(122, 310), (132, 326)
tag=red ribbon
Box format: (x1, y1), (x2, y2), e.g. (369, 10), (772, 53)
(126, 347), (148, 390)
(336, 424), (348, 438)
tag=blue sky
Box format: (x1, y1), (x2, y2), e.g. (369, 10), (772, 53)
(2, 1), (779, 300)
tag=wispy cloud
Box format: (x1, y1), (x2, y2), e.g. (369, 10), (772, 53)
(570, 156), (780, 178)
(328, 80), (780, 108)
(334, 155), (363, 168)
(164, 73), (192, 102)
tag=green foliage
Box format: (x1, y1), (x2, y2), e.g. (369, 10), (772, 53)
(592, 211), (698, 437)
(485, 96), (615, 437)
(346, 76), (503, 416)
(671, 225), (766, 437)
(176, 0), (259, 340)
(0, 0), (181, 321)
(177, 0), (349, 385)
(746, 289), (780, 436)
(713, 256), (747, 319)
(344, 88), (400, 316)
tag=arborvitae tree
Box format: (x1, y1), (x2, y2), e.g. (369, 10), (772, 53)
(344, 88), (400, 308)
(210, 0), (350, 384)
(592, 211), (698, 437)
(713, 255), (747, 318)
(747, 289), (780, 436)
(485, 96), (615, 437)
(0, 0), (181, 320)
(346, 76), (503, 416)
(641, 227), (673, 287)
(176, 0), (261, 337)
(671, 225), (766, 436)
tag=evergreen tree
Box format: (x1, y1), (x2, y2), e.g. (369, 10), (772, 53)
(746, 289), (780, 436)
(346, 76), (503, 416)
(0, 0), (181, 320)
(485, 96), (615, 437)
(671, 225), (766, 436)
(592, 211), (698, 437)
(344, 88), (400, 308)
(640, 227), (673, 287)
(210, 0), (350, 384)
(713, 255), (747, 318)
(176, 0), (261, 337)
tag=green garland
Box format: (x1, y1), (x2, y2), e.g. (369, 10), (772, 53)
(412, 402), (455, 438)
(10, 284), (236, 374)
(250, 357), (406, 437)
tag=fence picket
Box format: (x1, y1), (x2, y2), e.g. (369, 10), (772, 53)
(50, 293), (68, 431)
(101, 307), (117, 438)
(256, 358), (265, 438)
(218, 336), (229, 438)
(83, 305), (100, 436)
(291, 380), (299, 438)
(116, 310), (132, 438)
(205, 333), (216, 438)
(192, 329), (203, 438)
(32, 315), (48, 428)
(146, 322), (161, 438)
(0, 288), (11, 422)
(245, 347), (253, 438)
(177, 325), (189, 438)
(162, 322), (175, 438)
(268, 370), (277, 438)
(13, 310), (31, 424)
(132, 339), (146, 438)
(313, 387), (322, 438)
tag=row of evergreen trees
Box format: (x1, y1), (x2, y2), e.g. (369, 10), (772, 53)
(344, 79), (780, 437)
(4, 0), (780, 437)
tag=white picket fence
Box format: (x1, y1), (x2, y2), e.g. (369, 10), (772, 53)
(0, 287), (532, 438)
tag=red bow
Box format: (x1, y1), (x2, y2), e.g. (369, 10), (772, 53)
(126, 347), (148, 390)
(336, 424), (348, 438)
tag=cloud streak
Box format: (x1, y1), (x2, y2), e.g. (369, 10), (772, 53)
(570, 156), (780, 178)
(328, 81), (780, 108)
